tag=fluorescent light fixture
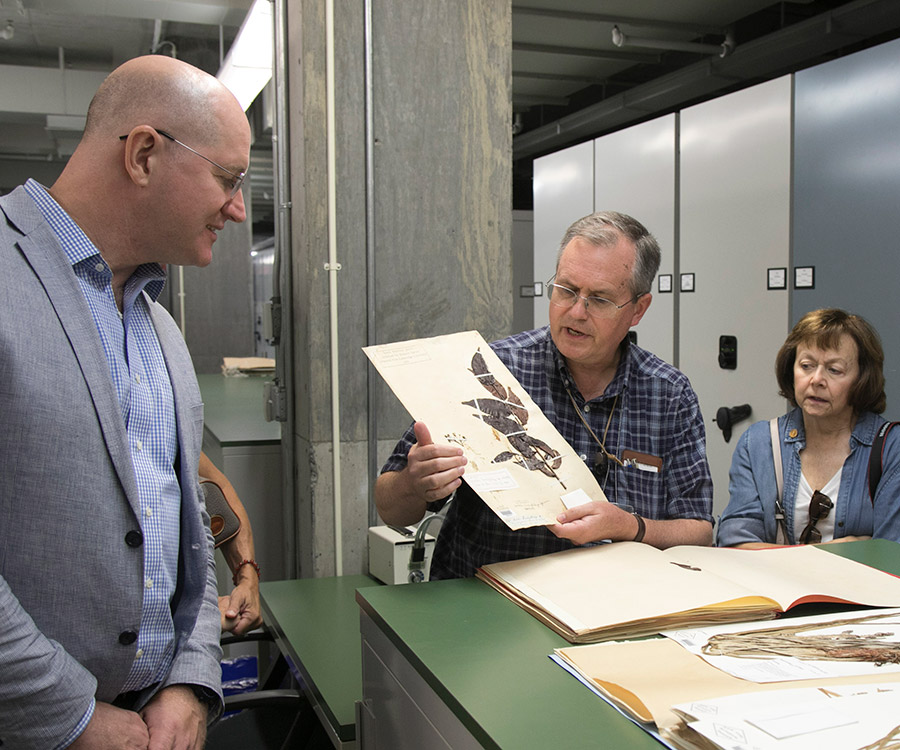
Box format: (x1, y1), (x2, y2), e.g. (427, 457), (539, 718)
(217, 0), (273, 111)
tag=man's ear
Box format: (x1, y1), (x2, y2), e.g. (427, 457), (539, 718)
(121, 128), (158, 188)
(630, 292), (652, 327)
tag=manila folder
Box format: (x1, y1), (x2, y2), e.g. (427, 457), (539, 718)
(554, 637), (900, 731)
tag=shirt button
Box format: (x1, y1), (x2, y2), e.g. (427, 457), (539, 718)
(135, 373), (141, 384)
(135, 649), (144, 659)
(94, 262), (105, 273)
(579, 453), (588, 461)
(583, 405), (590, 413)
(125, 530), (143, 547)
(118, 630), (138, 646)
(135, 439), (143, 451)
(144, 507), (153, 518)
(145, 578), (153, 589)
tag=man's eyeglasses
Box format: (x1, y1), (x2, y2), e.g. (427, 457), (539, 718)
(118, 128), (246, 200)
(547, 277), (641, 320)
(798, 490), (833, 544)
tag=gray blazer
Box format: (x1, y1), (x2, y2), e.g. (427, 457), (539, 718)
(0, 186), (222, 747)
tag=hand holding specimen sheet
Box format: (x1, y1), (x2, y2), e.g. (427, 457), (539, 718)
(364, 330), (608, 529)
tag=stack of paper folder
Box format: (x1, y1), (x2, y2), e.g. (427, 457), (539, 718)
(476, 542), (900, 643)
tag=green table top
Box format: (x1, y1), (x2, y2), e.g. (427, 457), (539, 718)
(260, 575), (381, 742)
(817, 536), (900, 575)
(197, 373), (280, 446)
(355, 539), (900, 750)
(258, 542), (900, 750)
(356, 576), (659, 750)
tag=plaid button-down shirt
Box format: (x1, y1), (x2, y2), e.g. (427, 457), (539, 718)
(381, 326), (713, 579)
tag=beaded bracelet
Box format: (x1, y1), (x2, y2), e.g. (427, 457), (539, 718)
(233, 558), (261, 585)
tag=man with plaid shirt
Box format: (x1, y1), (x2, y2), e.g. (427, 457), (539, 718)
(376, 212), (714, 579)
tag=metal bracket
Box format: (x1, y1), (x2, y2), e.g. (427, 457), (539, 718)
(263, 379), (288, 423)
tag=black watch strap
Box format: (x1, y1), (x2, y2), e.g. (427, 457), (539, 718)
(190, 685), (220, 717)
(631, 512), (646, 543)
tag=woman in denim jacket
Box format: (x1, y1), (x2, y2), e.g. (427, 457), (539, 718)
(717, 309), (900, 547)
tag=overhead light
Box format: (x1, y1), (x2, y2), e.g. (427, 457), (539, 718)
(0, 21), (14, 41)
(217, 0), (273, 111)
(612, 25), (734, 58)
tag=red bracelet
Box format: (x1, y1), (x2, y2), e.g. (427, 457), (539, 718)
(233, 559), (261, 585)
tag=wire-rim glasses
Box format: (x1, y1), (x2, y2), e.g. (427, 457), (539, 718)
(547, 276), (641, 320)
(798, 489), (833, 544)
(118, 128), (246, 200)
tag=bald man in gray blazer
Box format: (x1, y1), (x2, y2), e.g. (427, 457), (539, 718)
(0, 55), (250, 749)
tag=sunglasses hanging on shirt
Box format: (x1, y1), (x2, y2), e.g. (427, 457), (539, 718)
(798, 489), (833, 544)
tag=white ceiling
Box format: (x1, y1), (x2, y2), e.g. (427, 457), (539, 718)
(0, 0), (250, 160)
(0, 0), (249, 61)
(510, 0), (900, 163)
(1, 0), (899, 203)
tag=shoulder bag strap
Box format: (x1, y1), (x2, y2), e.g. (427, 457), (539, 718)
(868, 421), (900, 504)
(770, 418), (789, 544)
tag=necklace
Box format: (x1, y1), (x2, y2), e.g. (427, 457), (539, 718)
(565, 386), (623, 475)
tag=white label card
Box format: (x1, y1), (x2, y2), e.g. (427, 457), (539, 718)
(561, 488), (593, 509)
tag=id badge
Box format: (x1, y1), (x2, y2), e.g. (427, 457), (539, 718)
(621, 450), (662, 474)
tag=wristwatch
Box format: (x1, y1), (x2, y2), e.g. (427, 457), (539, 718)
(190, 685), (220, 718)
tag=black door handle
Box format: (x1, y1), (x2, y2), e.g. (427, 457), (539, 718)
(715, 404), (752, 443)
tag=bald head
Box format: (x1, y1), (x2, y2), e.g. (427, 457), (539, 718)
(50, 54), (251, 280)
(84, 55), (242, 146)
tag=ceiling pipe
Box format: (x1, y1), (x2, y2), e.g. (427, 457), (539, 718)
(271, 0), (297, 576)
(152, 18), (162, 50)
(612, 25), (734, 58)
(364, 0), (379, 530)
(325, 0), (343, 577)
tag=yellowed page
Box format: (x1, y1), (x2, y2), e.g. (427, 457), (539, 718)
(555, 638), (900, 731)
(668, 545), (900, 611)
(479, 542), (777, 640)
(364, 331), (607, 529)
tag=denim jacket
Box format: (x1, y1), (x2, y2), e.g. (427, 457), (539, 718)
(717, 408), (900, 546)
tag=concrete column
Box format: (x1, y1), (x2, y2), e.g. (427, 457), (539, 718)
(286, 0), (511, 577)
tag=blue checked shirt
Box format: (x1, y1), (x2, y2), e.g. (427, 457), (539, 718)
(26, 180), (181, 746)
(381, 326), (714, 579)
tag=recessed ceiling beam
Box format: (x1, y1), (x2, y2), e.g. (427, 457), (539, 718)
(513, 70), (609, 85)
(513, 93), (571, 107)
(23, 0), (251, 27)
(513, 41), (657, 64)
(512, 5), (724, 36)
